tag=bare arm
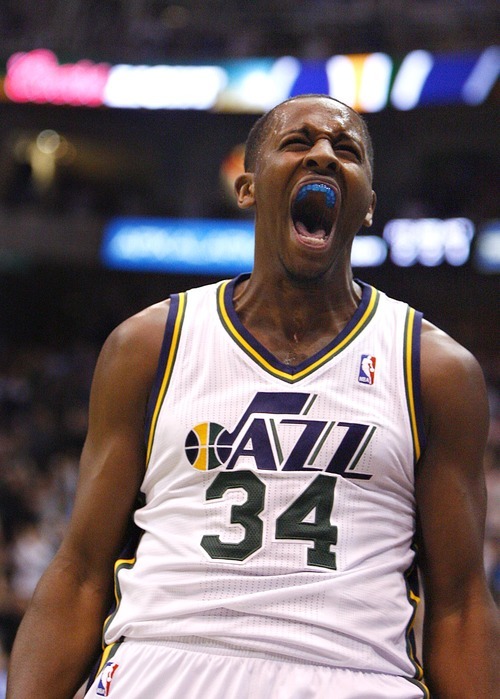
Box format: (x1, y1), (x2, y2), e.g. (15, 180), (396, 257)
(7, 301), (169, 699)
(416, 321), (499, 698)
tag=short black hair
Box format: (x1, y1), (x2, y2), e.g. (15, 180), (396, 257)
(244, 94), (374, 175)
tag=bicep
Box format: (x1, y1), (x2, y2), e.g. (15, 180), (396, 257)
(416, 328), (490, 607)
(58, 311), (165, 587)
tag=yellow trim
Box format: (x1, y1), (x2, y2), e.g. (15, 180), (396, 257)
(409, 588), (420, 605)
(112, 556), (135, 605)
(405, 308), (421, 462)
(218, 281), (379, 382)
(406, 589), (428, 691)
(97, 554), (135, 673)
(101, 557), (135, 643)
(404, 552), (428, 694)
(96, 640), (119, 675)
(145, 293), (186, 464)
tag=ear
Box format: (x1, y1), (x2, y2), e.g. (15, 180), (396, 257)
(235, 173), (255, 210)
(362, 190), (377, 228)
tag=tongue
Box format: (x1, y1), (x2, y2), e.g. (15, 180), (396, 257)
(295, 221), (328, 239)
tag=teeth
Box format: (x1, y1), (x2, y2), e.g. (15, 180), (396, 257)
(296, 183), (336, 208)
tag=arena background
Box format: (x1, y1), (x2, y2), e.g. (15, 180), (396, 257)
(0, 2), (498, 693)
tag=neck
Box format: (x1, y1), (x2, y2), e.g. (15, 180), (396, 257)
(233, 271), (362, 364)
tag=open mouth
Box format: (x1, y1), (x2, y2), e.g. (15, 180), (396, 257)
(291, 183), (337, 245)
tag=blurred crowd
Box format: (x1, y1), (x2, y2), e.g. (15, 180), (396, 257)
(0, 340), (97, 691)
(0, 337), (498, 694)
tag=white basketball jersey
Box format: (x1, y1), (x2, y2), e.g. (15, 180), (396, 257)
(102, 275), (427, 692)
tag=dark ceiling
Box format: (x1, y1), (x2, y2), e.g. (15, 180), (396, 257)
(1, 0), (499, 66)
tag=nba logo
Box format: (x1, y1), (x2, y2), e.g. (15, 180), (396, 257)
(358, 355), (376, 385)
(96, 661), (119, 697)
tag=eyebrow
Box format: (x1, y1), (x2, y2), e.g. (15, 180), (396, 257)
(280, 125), (364, 148)
(280, 126), (310, 137)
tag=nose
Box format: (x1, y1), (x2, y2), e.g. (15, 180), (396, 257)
(304, 138), (338, 172)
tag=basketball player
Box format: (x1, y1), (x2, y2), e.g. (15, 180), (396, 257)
(7, 95), (498, 698)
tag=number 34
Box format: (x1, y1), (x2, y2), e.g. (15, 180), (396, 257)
(201, 471), (338, 570)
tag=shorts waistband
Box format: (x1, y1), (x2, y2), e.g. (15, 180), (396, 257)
(122, 636), (333, 668)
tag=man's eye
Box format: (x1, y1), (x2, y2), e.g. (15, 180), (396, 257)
(336, 146), (361, 160)
(281, 138), (308, 148)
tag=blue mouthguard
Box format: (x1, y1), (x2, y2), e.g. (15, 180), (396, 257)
(296, 183), (336, 208)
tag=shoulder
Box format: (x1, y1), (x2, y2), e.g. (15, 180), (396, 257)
(419, 319), (489, 447)
(420, 319), (487, 399)
(93, 299), (172, 399)
(104, 298), (171, 354)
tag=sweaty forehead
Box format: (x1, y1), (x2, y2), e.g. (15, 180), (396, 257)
(271, 97), (362, 138)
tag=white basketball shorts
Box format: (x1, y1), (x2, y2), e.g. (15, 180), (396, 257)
(84, 639), (428, 699)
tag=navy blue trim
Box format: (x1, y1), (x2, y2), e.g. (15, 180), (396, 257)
(412, 310), (427, 460)
(223, 274), (373, 377)
(144, 294), (180, 445)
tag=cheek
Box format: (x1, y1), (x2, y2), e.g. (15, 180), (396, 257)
(347, 171), (373, 208)
(340, 181), (374, 229)
(254, 170), (285, 208)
